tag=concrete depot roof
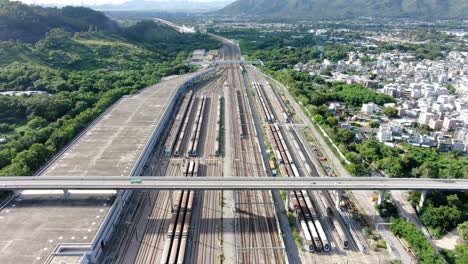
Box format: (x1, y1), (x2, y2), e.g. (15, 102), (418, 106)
(41, 73), (196, 176)
(0, 73), (195, 263)
(0, 191), (114, 264)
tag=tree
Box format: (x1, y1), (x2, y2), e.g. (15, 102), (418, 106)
(390, 218), (445, 264)
(0, 123), (14, 133)
(345, 152), (362, 164)
(420, 205), (462, 232)
(384, 107), (399, 118)
(336, 129), (356, 144)
(325, 116), (339, 127)
(446, 194), (463, 208)
(455, 245), (468, 264)
(27, 117), (47, 129)
(345, 162), (365, 176)
(369, 120), (380, 128)
(375, 199), (398, 218)
(313, 114), (324, 124)
(458, 221), (468, 242)
(412, 162), (439, 178)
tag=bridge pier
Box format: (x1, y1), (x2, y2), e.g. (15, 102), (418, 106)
(285, 191), (290, 211)
(63, 189), (70, 197)
(232, 191), (238, 213)
(378, 190), (386, 206)
(335, 190), (343, 209)
(169, 190), (174, 213)
(417, 190), (428, 211)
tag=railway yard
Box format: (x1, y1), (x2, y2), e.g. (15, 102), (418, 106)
(98, 40), (392, 263)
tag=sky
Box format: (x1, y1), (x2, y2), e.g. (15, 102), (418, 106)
(19, 0), (225, 6)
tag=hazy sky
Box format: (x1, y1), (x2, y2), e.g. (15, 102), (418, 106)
(19, 0), (225, 5)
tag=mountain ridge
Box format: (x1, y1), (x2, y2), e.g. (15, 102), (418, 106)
(0, 0), (119, 43)
(94, 0), (234, 12)
(216, 0), (468, 19)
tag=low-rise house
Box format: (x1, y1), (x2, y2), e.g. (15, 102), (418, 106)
(418, 112), (433, 125)
(443, 117), (458, 130)
(377, 125), (393, 142)
(361, 102), (381, 115)
(437, 137), (452, 152)
(428, 118), (443, 130)
(407, 133), (422, 146)
(451, 139), (466, 153)
(420, 135), (437, 147)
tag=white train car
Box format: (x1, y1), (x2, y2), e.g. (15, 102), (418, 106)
(291, 164), (300, 178)
(303, 191), (331, 252)
(301, 220), (316, 252)
(307, 219), (322, 252)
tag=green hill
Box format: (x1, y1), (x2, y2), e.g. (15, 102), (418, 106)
(217, 0), (468, 19)
(0, 0), (119, 43)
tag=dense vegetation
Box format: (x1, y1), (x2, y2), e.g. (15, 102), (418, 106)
(215, 27), (459, 63)
(391, 218), (446, 264)
(353, 141), (467, 179)
(442, 244), (468, 264)
(0, 2), (221, 177)
(407, 191), (468, 239)
(272, 70), (395, 107)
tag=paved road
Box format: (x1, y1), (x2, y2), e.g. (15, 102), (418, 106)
(1, 177), (467, 191)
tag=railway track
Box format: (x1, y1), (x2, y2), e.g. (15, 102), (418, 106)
(105, 72), (225, 264)
(162, 75), (224, 264)
(160, 160), (198, 264)
(225, 48), (285, 263)
(107, 43), (286, 264)
(251, 79), (355, 254)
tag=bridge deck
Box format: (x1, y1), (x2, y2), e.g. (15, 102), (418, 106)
(1, 177), (467, 191)
(40, 74), (196, 176)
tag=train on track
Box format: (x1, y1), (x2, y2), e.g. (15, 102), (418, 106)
(167, 91), (193, 157)
(266, 82), (291, 123)
(236, 91), (245, 139)
(252, 82), (275, 123)
(215, 95), (223, 157)
(173, 92), (196, 157)
(161, 160), (199, 264)
(187, 96), (206, 157)
(252, 80), (348, 254)
(320, 191), (350, 249)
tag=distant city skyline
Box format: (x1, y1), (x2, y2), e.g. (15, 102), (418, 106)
(19, 0), (227, 6)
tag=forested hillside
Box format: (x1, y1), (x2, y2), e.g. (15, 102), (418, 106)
(0, 0), (119, 43)
(217, 0), (468, 19)
(0, 1), (221, 176)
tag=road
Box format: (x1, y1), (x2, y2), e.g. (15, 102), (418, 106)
(2, 177), (466, 191)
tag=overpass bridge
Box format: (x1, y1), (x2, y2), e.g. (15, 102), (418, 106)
(155, 18), (195, 33)
(190, 60), (263, 66)
(1, 177), (466, 191)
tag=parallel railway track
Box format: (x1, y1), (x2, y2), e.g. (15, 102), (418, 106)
(251, 79), (355, 254)
(225, 43), (285, 263)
